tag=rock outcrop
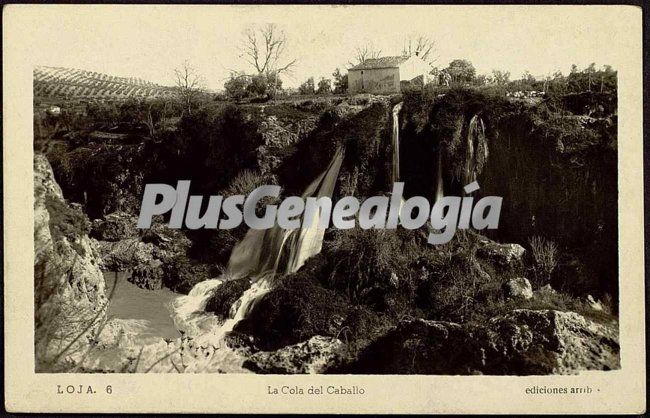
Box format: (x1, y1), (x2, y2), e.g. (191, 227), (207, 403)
(334, 309), (619, 375)
(97, 238), (156, 271)
(90, 211), (139, 241)
(34, 154), (107, 371)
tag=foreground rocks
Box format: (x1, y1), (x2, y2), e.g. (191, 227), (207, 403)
(332, 309), (619, 375)
(243, 336), (344, 374)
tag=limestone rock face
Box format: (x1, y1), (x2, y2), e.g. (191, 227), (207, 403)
(503, 277), (534, 300)
(243, 336), (344, 374)
(337, 309), (619, 375)
(34, 154), (107, 370)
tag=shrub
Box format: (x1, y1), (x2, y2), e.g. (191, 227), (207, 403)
(224, 74), (250, 101)
(298, 77), (315, 95)
(316, 78), (332, 95)
(44, 194), (91, 250)
(528, 236), (558, 287)
(324, 228), (420, 307)
(225, 169), (269, 196)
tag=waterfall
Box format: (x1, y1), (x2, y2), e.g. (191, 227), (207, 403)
(464, 114), (487, 188)
(434, 149), (444, 202)
(170, 146), (345, 344)
(391, 102), (403, 184)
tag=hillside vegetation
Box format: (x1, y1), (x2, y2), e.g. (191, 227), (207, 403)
(34, 66), (176, 101)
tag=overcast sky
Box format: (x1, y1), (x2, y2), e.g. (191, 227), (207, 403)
(24, 5), (631, 89)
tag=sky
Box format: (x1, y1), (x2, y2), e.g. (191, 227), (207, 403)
(20, 4), (633, 90)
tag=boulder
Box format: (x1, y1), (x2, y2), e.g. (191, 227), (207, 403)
(502, 277), (533, 300)
(141, 218), (192, 264)
(161, 256), (214, 294)
(476, 238), (525, 272)
(95, 215), (192, 275)
(243, 336), (344, 374)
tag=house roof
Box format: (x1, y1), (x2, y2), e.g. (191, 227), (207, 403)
(348, 55), (410, 71)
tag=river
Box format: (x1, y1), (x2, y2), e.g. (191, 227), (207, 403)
(104, 272), (181, 342)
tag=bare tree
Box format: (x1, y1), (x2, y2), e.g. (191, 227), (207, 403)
(402, 35), (438, 65)
(174, 61), (205, 115)
(240, 23), (297, 95)
(348, 43), (382, 67)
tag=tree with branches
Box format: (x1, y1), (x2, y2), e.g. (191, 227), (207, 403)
(349, 43), (382, 66)
(401, 34), (438, 65)
(240, 23), (297, 97)
(173, 61), (205, 116)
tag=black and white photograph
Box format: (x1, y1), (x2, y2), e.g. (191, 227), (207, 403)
(3, 3), (646, 414)
(31, 5), (623, 376)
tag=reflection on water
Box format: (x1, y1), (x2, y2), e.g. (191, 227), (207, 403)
(104, 271), (180, 341)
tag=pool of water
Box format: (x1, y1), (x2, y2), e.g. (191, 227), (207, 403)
(104, 271), (181, 341)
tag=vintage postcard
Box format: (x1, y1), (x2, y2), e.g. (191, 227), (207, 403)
(3, 3), (646, 414)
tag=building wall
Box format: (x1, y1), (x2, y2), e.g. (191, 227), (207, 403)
(348, 67), (401, 94)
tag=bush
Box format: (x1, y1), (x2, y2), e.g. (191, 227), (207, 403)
(528, 236), (558, 287)
(298, 77), (315, 95)
(324, 228), (421, 308)
(224, 74), (250, 101)
(44, 194), (91, 247)
(316, 78), (332, 95)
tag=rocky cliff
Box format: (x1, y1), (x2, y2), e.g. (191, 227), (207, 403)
(34, 154), (107, 371)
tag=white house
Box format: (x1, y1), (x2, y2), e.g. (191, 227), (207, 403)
(347, 55), (432, 94)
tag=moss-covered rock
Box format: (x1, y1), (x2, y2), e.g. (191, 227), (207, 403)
(233, 255), (351, 351)
(204, 278), (251, 319)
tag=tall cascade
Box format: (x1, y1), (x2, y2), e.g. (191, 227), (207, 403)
(391, 102), (403, 184)
(435, 148), (444, 202)
(169, 146), (345, 363)
(464, 114), (487, 188)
